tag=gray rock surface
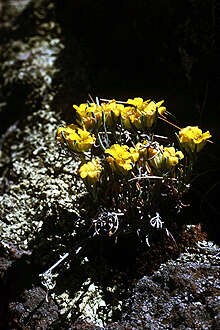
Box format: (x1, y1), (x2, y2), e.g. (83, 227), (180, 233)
(118, 244), (220, 329)
(0, 0), (84, 255)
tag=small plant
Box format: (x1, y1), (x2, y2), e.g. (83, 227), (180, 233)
(56, 96), (211, 244)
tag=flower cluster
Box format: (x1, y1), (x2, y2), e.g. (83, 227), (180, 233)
(73, 100), (123, 130)
(105, 144), (139, 173)
(56, 96), (211, 239)
(121, 97), (166, 129)
(57, 124), (95, 152)
(78, 158), (102, 184)
(73, 97), (166, 131)
(148, 146), (184, 170)
(179, 126), (211, 153)
(58, 98), (211, 184)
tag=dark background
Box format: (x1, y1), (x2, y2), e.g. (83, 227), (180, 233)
(55, 0), (220, 130)
(0, 0), (219, 133)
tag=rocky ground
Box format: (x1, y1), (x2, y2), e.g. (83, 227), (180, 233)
(0, 0), (219, 329)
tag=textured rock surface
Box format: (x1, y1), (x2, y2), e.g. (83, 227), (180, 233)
(0, 0), (85, 253)
(9, 287), (59, 328)
(117, 243), (220, 329)
(0, 0), (88, 328)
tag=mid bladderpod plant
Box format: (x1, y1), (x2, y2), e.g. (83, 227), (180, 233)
(56, 96), (211, 244)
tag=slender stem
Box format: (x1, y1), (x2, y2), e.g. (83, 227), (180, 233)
(100, 98), (136, 108)
(159, 115), (213, 144)
(158, 115), (181, 130)
(128, 175), (177, 181)
(88, 93), (95, 103)
(40, 246), (83, 278)
(41, 252), (69, 276)
(97, 131), (106, 151)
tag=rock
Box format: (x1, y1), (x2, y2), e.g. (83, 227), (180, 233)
(8, 287), (59, 329)
(0, 0), (87, 134)
(0, 0), (87, 328)
(114, 243), (220, 329)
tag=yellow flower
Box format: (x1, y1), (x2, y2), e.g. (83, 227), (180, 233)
(145, 100), (166, 116)
(105, 144), (138, 173)
(148, 146), (163, 169)
(129, 147), (139, 163)
(121, 97), (150, 130)
(148, 146), (184, 170)
(102, 100), (124, 126)
(121, 105), (142, 130)
(121, 98), (166, 130)
(79, 158), (102, 184)
(73, 103), (103, 129)
(86, 103), (102, 120)
(73, 103), (88, 118)
(142, 100), (166, 128)
(57, 125), (95, 152)
(135, 140), (149, 158)
(162, 147), (184, 168)
(127, 97), (146, 110)
(74, 100), (125, 129)
(179, 126), (211, 152)
(57, 124), (78, 142)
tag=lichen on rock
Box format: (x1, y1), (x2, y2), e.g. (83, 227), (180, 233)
(0, 106), (85, 252)
(117, 241), (220, 329)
